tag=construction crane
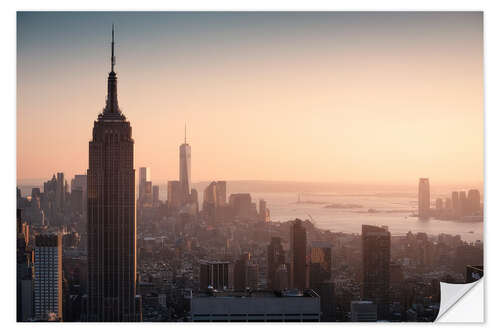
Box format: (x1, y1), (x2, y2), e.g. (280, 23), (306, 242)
(306, 214), (316, 227)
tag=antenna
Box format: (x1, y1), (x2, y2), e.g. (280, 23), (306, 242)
(111, 24), (115, 72)
(184, 122), (187, 144)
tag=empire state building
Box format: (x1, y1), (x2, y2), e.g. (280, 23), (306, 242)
(87, 26), (138, 321)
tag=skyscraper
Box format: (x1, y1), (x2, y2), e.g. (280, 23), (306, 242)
(87, 27), (137, 321)
(138, 167), (151, 205)
(152, 185), (160, 207)
(179, 125), (191, 204)
(267, 237), (285, 290)
(418, 178), (430, 218)
(361, 225), (391, 320)
(309, 241), (332, 292)
(33, 234), (62, 321)
(215, 181), (226, 206)
(199, 260), (230, 291)
(55, 172), (65, 212)
(290, 219), (307, 289)
(451, 191), (459, 216)
(167, 180), (182, 210)
(467, 189), (481, 215)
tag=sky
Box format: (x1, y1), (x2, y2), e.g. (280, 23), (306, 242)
(17, 12), (483, 186)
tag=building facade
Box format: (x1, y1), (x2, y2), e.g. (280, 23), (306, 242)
(87, 27), (137, 321)
(33, 234), (63, 321)
(361, 225), (390, 320)
(290, 220), (307, 289)
(418, 178), (430, 218)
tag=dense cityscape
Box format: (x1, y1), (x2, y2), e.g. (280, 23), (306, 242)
(16, 27), (483, 322)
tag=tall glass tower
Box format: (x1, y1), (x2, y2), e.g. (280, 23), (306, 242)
(179, 125), (191, 204)
(87, 26), (137, 321)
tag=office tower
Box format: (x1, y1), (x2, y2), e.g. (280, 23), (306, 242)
(138, 167), (151, 202)
(234, 253), (250, 290)
(309, 241), (332, 291)
(17, 209), (32, 322)
(246, 263), (259, 289)
(267, 237), (285, 289)
(87, 27), (137, 321)
(152, 185), (160, 207)
(33, 234), (63, 321)
(451, 191), (459, 215)
(291, 219), (307, 289)
(143, 180), (153, 206)
(56, 172), (65, 211)
(229, 193), (254, 219)
(203, 182), (217, 207)
(71, 175), (87, 215)
(318, 282), (336, 322)
(418, 178), (430, 218)
(361, 225), (390, 320)
(71, 187), (83, 215)
(215, 181), (226, 206)
(274, 264), (289, 290)
(32, 187), (41, 199)
(167, 180), (182, 210)
(351, 301), (377, 322)
(179, 126), (191, 204)
(467, 189), (481, 215)
(459, 191), (468, 217)
(258, 199), (270, 222)
(190, 188), (199, 212)
(199, 260), (230, 291)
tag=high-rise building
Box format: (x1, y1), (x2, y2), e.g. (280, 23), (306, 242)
(361, 225), (390, 320)
(152, 185), (160, 207)
(55, 172), (65, 211)
(190, 188), (199, 212)
(199, 260), (230, 291)
(290, 219), (307, 289)
(70, 187), (83, 215)
(233, 253), (250, 290)
(318, 282), (336, 322)
(87, 27), (137, 321)
(179, 126), (191, 204)
(451, 191), (459, 215)
(138, 167), (151, 201)
(258, 199), (270, 222)
(418, 178), (430, 218)
(459, 191), (468, 217)
(229, 193), (254, 219)
(215, 181), (226, 206)
(467, 189), (481, 215)
(267, 237), (285, 290)
(309, 241), (332, 292)
(71, 174), (87, 215)
(167, 180), (183, 210)
(33, 234), (63, 321)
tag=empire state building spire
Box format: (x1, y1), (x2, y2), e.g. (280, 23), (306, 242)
(102, 24), (122, 117)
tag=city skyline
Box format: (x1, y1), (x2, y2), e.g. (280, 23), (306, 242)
(17, 12), (483, 185)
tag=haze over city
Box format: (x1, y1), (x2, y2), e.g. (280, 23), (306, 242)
(17, 12), (483, 185)
(15, 11), (484, 323)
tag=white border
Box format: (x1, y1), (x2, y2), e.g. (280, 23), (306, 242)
(2, 1), (498, 332)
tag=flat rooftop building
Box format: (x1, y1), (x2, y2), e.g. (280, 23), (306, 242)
(191, 289), (320, 322)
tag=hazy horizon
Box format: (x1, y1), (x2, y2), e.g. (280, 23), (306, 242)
(17, 12), (483, 185)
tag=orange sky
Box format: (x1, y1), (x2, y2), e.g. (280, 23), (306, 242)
(17, 12), (483, 185)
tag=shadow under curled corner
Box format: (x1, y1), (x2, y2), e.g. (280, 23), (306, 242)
(435, 278), (484, 323)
